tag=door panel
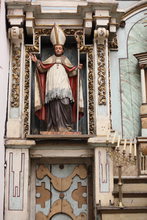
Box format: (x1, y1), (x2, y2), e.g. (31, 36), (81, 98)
(35, 164), (89, 220)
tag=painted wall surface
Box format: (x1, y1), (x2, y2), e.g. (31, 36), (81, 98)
(0, 0), (9, 218)
(118, 10), (147, 138)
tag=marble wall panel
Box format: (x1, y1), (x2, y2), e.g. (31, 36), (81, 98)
(120, 17), (147, 138)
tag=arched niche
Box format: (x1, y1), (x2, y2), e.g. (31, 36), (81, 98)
(24, 29), (95, 136)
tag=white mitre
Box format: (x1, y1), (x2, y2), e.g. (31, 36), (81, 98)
(50, 24), (66, 46)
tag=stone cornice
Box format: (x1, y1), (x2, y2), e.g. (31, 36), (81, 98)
(122, 0), (147, 20)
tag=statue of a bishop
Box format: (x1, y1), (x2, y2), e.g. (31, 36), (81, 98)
(31, 24), (83, 132)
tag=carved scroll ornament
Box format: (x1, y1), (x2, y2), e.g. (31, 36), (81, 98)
(97, 44), (106, 105)
(8, 27), (23, 108)
(10, 44), (21, 107)
(95, 28), (109, 105)
(108, 34), (118, 49)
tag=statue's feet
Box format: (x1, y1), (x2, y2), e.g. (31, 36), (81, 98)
(58, 126), (73, 132)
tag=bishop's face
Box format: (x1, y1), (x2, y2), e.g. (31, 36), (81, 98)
(54, 45), (64, 56)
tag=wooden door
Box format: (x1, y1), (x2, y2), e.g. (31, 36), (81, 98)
(35, 163), (93, 220)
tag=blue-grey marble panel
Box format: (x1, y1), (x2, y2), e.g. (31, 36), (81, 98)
(120, 17), (147, 138)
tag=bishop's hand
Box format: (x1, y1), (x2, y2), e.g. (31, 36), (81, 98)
(30, 53), (38, 63)
(77, 64), (83, 70)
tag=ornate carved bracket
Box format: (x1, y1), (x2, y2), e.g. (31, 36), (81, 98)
(94, 28), (109, 45)
(8, 26), (23, 42)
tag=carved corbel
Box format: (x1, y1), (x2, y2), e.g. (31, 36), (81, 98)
(94, 27), (109, 45)
(8, 26), (23, 45)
